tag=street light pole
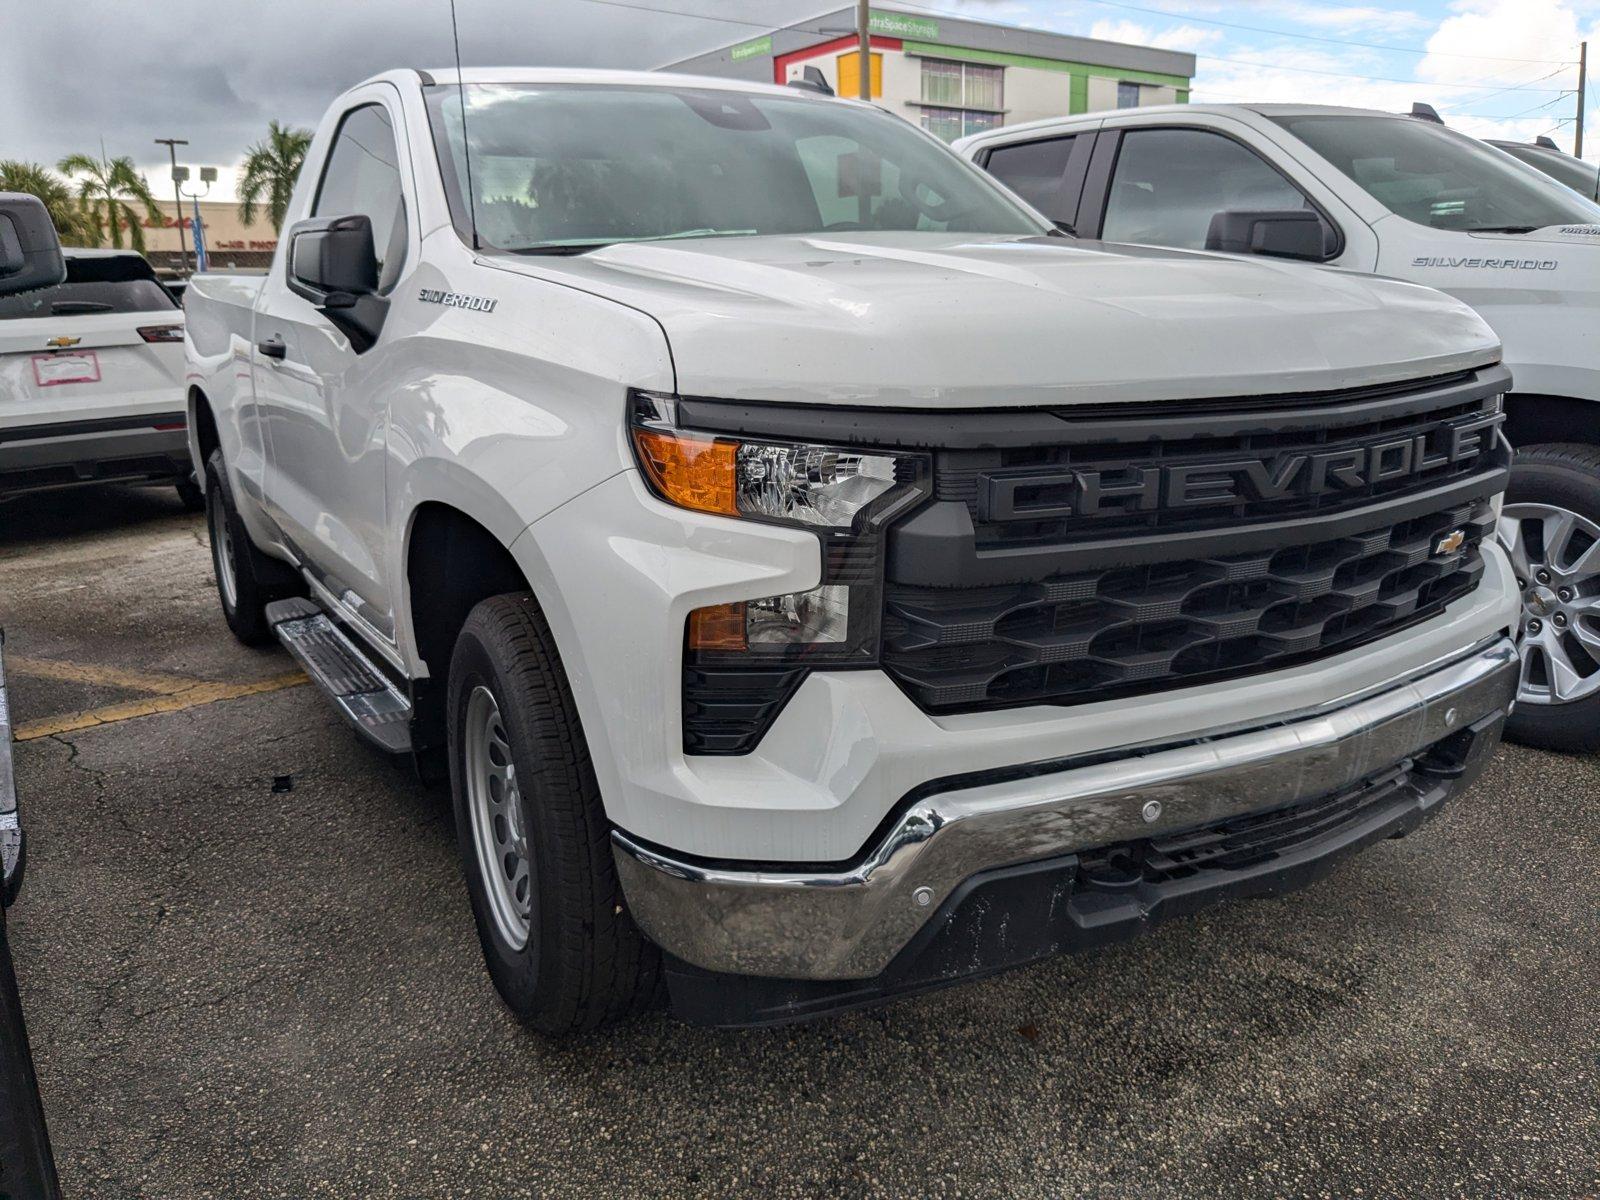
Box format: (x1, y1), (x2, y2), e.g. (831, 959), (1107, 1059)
(153, 137), (189, 276)
(857, 0), (871, 100)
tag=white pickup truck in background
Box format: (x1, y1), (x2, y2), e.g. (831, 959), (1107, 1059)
(186, 69), (1520, 1032)
(959, 104), (1600, 751)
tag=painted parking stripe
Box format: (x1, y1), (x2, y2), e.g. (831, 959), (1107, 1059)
(7, 656), (212, 697)
(14, 671), (308, 742)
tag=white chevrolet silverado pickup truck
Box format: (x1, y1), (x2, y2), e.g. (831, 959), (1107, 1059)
(185, 69), (1522, 1032)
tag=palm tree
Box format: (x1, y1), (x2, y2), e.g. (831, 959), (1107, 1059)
(238, 121), (313, 232)
(57, 152), (162, 252)
(0, 160), (100, 246)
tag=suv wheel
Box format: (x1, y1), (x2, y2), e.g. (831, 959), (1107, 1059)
(204, 448), (300, 647)
(1499, 443), (1600, 752)
(447, 593), (659, 1034)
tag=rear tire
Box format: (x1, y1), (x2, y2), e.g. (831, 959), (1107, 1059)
(175, 477), (205, 512)
(204, 448), (300, 647)
(1500, 443), (1600, 753)
(447, 592), (659, 1035)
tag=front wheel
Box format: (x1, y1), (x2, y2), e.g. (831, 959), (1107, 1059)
(447, 593), (659, 1035)
(1499, 443), (1600, 753)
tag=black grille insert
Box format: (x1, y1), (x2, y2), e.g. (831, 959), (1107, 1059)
(884, 499), (1493, 712)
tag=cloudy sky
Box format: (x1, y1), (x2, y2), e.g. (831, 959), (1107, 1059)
(1, 0), (1594, 205)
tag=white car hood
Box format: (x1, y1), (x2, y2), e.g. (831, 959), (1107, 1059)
(505, 232), (1500, 407)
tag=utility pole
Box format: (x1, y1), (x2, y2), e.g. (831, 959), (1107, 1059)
(153, 137), (189, 276)
(1577, 42), (1587, 159)
(857, 0), (871, 100)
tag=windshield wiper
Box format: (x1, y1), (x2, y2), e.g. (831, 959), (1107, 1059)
(50, 300), (115, 313)
(515, 242), (612, 256)
(513, 229), (761, 256)
(1465, 225), (1539, 234)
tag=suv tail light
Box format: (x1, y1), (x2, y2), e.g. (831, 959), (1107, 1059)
(137, 325), (184, 344)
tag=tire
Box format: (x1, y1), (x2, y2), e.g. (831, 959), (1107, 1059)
(1500, 442), (1600, 753)
(448, 593), (659, 1035)
(204, 448), (300, 647)
(175, 477), (205, 512)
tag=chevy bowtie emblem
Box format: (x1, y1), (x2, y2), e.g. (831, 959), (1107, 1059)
(45, 336), (82, 348)
(1433, 529), (1466, 556)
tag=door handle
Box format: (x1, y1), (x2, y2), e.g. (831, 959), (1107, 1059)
(257, 335), (287, 361)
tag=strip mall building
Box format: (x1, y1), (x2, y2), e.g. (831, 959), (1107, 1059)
(667, 6), (1196, 141)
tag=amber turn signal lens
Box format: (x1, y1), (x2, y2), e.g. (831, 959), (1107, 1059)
(632, 428), (738, 516)
(688, 602), (748, 652)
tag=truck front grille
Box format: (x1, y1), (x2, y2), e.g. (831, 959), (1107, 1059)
(884, 500), (1492, 710)
(880, 369), (1508, 714)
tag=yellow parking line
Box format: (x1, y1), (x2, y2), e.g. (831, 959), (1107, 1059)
(14, 671), (309, 742)
(7, 656), (211, 697)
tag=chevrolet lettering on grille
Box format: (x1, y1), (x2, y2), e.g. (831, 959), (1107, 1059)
(982, 410), (1505, 521)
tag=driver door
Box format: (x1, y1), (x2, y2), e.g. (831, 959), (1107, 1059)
(253, 88), (414, 647)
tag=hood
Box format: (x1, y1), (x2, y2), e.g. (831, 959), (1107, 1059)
(500, 232), (1500, 407)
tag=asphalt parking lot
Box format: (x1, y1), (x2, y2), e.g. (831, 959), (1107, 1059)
(1, 485), (1596, 1199)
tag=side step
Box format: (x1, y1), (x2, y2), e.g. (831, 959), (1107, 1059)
(264, 598), (412, 753)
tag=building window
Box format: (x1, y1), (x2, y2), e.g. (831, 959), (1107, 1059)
(917, 58), (1003, 141)
(1117, 81), (1142, 108)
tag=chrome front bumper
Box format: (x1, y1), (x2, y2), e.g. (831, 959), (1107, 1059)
(613, 636), (1519, 982)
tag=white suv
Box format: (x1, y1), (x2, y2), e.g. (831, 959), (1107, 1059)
(1, 248), (195, 507)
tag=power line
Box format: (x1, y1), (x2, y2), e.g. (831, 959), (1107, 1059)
(1051, 0), (1576, 64)
(1443, 65), (1574, 106)
(567, 0), (820, 33)
(579, 0), (1577, 101)
(1193, 53), (1572, 91)
(884, 0), (1577, 93)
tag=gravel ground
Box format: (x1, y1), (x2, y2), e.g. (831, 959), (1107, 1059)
(2, 484), (1596, 1199)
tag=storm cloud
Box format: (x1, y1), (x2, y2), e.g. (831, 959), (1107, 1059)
(0, 0), (828, 198)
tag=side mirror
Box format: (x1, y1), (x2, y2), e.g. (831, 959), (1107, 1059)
(1205, 209), (1328, 262)
(285, 214), (387, 352)
(0, 192), (65, 298)
(287, 214), (379, 307)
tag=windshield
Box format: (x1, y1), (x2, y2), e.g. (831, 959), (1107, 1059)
(424, 83), (1045, 253)
(0, 255), (179, 320)
(1272, 114), (1600, 231)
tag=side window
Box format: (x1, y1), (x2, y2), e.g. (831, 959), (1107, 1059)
(984, 136), (1077, 224)
(1102, 128), (1324, 253)
(313, 104), (408, 292)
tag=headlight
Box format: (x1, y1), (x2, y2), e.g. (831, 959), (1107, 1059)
(628, 391), (929, 752)
(630, 391), (911, 531)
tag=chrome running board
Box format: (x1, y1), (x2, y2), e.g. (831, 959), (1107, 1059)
(265, 598), (412, 753)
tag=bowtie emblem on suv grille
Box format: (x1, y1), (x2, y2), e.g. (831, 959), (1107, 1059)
(1433, 529), (1466, 557)
(45, 336), (81, 348)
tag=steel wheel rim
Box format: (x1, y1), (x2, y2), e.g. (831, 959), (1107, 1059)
(209, 495), (238, 611)
(1498, 502), (1600, 707)
(464, 686), (533, 950)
